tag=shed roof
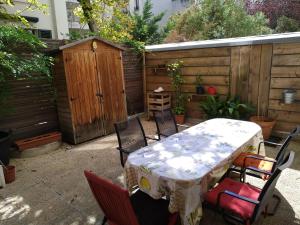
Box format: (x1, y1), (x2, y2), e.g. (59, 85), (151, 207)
(145, 32), (300, 52)
(59, 36), (125, 51)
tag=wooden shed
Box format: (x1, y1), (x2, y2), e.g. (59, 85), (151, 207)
(53, 37), (127, 144)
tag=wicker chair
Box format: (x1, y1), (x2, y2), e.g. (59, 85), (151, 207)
(84, 170), (179, 225)
(205, 151), (295, 225)
(114, 116), (147, 167)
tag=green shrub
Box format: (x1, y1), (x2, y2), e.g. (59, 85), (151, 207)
(275, 16), (300, 33)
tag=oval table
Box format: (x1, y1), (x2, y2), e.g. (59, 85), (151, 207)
(125, 118), (264, 225)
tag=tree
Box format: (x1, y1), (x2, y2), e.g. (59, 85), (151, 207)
(130, 0), (164, 45)
(165, 0), (271, 42)
(74, 0), (133, 42)
(0, 0), (48, 26)
(245, 0), (300, 29)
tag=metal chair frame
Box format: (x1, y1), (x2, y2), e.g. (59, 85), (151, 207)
(114, 116), (148, 167)
(153, 109), (178, 140)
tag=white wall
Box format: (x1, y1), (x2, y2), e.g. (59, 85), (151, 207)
(3, 0), (69, 39)
(129, 0), (191, 26)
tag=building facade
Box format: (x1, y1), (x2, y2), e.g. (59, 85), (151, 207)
(3, 0), (69, 39)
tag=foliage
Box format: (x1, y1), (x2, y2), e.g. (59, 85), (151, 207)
(68, 30), (96, 41)
(167, 60), (186, 115)
(245, 0), (300, 28)
(165, 0), (271, 41)
(200, 95), (254, 120)
(74, 0), (133, 42)
(130, 0), (164, 45)
(195, 75), (203, 86)
(275, 16), (299, 33)
(0, 25), (53, 115)
(0, 0), (48, 27)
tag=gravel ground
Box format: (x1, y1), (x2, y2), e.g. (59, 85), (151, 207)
(0, 118), (299, 225)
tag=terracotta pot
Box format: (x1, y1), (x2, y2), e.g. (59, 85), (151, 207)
(175, 114), (185, 124)
(250, 116), (276, 140)
(4, 165), (15, 184)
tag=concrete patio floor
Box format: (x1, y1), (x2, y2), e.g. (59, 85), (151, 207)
(1, 118), (300, 225)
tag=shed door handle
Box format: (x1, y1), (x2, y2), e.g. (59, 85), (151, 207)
(96, 93), (103, 97)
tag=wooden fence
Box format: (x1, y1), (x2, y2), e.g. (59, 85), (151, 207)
(0, 39), (143, 141)
(144, 33), (300, 136)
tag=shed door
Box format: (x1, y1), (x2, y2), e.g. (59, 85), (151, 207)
(64, 51), (105, 143)
(96, 51), (127, 133)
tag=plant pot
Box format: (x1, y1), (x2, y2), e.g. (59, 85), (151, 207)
(0, 131), (12, 166)
(250, 116), (276, 140)
(196, 86), (205, 94)
(207, 86), (217, 95)
(175, 114), (185, 124)
(3, 165), (15, 184)
(282, 89), (296, 104)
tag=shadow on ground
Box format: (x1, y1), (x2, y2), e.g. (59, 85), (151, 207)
(0, 118), (299, 225)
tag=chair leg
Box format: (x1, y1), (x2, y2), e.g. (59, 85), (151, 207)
(120, 152), (124, 167)
(266, 194), (281, 216)
(102, 216), (107, 225)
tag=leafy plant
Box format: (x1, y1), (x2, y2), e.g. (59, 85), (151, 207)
(0, 25), (53, 117)
(165, 0), (271, 41)
(200, 95), (254, 120)
(167, 60), (187, 115)
(275, 16), (299, 33)
(195, 75), (203, 86)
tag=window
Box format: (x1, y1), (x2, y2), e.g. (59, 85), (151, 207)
(134, 0), (139, 11)
(26, 29), (52, 39)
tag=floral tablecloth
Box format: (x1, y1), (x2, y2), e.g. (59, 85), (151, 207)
(125, 118), (264, 225)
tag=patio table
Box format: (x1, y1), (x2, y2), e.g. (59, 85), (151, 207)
(125, 118), (264, 225)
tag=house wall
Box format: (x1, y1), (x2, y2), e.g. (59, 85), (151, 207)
(144, 34), (300, 136)
(3, 0), (69, 39)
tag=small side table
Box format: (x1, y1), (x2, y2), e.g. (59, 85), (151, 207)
(147, 92), (171, 119)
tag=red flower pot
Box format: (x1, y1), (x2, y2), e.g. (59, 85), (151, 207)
(207, 86), (217, 95)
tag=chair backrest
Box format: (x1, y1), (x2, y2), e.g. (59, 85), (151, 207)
(275, 126), (299, 166)
(84, 170), (140, 225)
(252, 151), (295, 222)
(154, 109), (178, 139)
(114, 116), (147, 152)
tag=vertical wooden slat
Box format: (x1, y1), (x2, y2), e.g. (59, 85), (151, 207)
(230, 47), (240, 96)
(238, 46), (251, 102)
(258, 44), (273, 116)
(248, 45), (262, 110)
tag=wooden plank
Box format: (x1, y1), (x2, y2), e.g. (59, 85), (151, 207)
(146, 56), (231, 66)
(273, 43), (300, 55)
(270, 78), (300, 89)
(269, 100), (300, 112)
(273, 120), (299, 134)
(268, 109), (300, 123)
(146, 83), (229, 95)
(146, 66), (230, 76)
(272, 54), (300, 66)
(271, 66), (300, 77)
(147, 75), (229, 86)
(258, 44), (273, 116)
(269, 89), (300, 100)
(248, 45), (262, 110)
(230, 47), (240, 96)
(145, 47), (231, 59)
(237, 46), (251, 102)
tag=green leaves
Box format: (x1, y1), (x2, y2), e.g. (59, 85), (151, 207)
(200, 95), (254, 120)
(166, 0), (272, 41)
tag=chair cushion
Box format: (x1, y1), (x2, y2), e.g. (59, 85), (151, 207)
(130, 190), (171, 225)
(205, 178), (261, 220)
(233, 152), (274, 172)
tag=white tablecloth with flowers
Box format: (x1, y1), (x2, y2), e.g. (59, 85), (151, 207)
(125, 118), (264, 225)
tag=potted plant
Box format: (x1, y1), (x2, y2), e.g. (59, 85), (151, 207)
(200, 95), (254, 120)
(167, 60), (187, 124)
(249, 97), (276, 140)
(195, 75), (205, 94)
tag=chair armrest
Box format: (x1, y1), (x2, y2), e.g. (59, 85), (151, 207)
(217, 190), (260, 208)
(245, 166), (273, 176)
(258, 141), (282, 154)
(244, 155), (277, 167)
